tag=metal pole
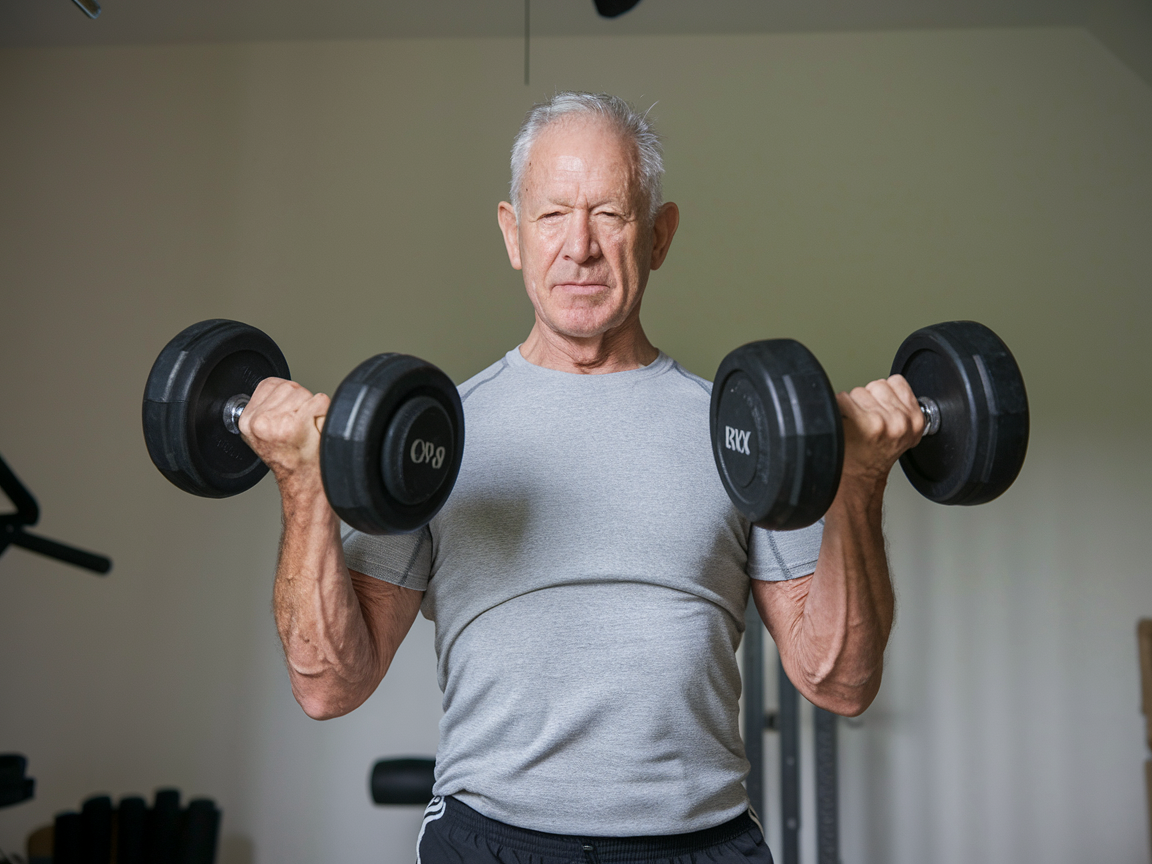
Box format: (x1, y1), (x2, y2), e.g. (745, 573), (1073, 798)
(814, 707), (839, 864)
(779, 656), (800, 864)
(743, 601), (765, 817)
(524, 0), (530, 86)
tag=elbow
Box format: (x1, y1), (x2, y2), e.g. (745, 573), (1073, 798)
(282, 639), (391, 721)
(297, 697), (346, 721)
(290, 677), (367, 721)
(799, 668), (882, 717)
(283, 651), (382, 721)
(810, 688), (876, 718)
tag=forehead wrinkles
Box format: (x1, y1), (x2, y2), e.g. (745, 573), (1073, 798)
(523, 118), (643, 209)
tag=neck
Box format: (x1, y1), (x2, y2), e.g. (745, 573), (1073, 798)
(519, 316), (659, 374)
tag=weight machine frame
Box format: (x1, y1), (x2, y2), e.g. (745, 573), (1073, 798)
(0, 452), (111, 574)
(743, 603), (839, 864)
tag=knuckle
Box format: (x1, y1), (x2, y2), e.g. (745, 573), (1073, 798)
(859, 414), (884, 438)
(255, 377), (284, 398)
(248, 413), (274, 439)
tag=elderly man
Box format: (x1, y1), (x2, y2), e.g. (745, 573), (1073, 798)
(239, 92), (919, 863)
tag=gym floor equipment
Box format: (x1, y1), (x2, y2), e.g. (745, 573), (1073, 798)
(370, 757), (436, 805)
(712, 321), (1028, 529)
(143, 320), (464, 534)
(46, 789), (220, 864)
(0, 755), (33, 810)
(0, 452), (111, 574)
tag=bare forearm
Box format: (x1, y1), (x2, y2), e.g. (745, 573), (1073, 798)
(760, 478), (894, 715)
(759, 374), (923, 714)
(273, 481), (382, 719)
(238, 376), (416, 720)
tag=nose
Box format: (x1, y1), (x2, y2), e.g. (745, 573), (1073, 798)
(562, 210), (600, 264)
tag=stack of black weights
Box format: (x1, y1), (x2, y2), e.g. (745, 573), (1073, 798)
(0, 754), (35, 808)
(50, 789), (220, 864)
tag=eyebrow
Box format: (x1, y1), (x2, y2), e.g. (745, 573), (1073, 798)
(532, 195), (636, 214)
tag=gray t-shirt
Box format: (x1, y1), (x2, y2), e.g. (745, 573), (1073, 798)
(343, 347), (822, 836)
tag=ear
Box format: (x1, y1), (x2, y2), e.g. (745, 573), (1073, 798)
(649, 202), (680, 271)
(497, 201), (523, 271)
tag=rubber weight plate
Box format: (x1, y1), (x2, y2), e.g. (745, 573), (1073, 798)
(143, 320), (290, 497)
(711, 339), (844, 530)
(891, 321), (1028, 505)
(321, 354), (464, 534)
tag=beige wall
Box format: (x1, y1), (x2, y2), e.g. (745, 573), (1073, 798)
(0, 27), (1149, 863)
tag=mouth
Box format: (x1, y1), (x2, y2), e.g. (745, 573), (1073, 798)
(552, 282), (611, 296)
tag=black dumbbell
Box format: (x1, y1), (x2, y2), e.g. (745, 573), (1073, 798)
(710, 320), (1029, 530)
(142, 319), (464, 534)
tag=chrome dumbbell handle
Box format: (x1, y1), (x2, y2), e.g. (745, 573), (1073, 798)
(222, 394), (250, 435)
(917, 396), (941, 437)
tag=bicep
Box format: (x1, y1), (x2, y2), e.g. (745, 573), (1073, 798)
(350, 570), (424, 680)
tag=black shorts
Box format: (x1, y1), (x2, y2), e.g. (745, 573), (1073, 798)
(416, 796), (774, 864)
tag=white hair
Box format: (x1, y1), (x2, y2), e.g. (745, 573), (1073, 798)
(509, 92), (665, 225)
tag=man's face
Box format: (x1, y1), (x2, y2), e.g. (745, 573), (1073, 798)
(498, 117), (672, 341)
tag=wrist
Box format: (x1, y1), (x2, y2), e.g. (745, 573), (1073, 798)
(831, 468), (888, 515)
(277, 470), (335, 525)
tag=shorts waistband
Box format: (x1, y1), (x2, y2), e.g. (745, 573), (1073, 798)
(438, 796), (759, 863)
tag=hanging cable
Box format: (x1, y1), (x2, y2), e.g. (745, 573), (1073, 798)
(71, 0), (101, 19)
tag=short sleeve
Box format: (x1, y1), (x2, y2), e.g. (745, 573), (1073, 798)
(341, 523), (432, 591)
(746, 519), (823, 582)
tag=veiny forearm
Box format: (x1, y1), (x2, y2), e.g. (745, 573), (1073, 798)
(272, 480), (384, 720)
(239, 378), (414, 720)
(760, 478), (895, 716)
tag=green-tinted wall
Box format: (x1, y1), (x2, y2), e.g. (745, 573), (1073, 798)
(1, 28), (1150, 863)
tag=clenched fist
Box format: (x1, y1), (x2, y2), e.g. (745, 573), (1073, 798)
(836, 374), (924, 488)
(237, 378), (331, 487)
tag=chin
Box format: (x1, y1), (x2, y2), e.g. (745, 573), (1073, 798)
(548, 310), (623, 339)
